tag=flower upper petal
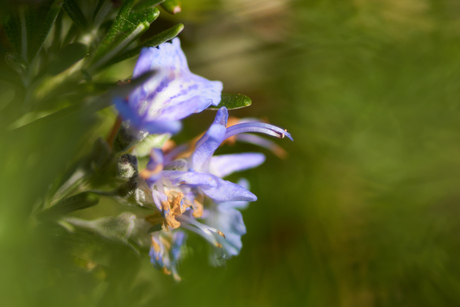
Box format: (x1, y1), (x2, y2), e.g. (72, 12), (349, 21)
(163, 170), (218, 188)
(218, 178), (251, 210)
(206, 201), (248, 266)
(116, 38), (223, 135)
(200, 175), (257, 202)
(133, 38), (189, 77)
(191, 107), (228, 171)
(209, 153), (265, 178)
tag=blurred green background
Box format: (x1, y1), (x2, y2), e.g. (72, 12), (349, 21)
(3, 0), (460, 306)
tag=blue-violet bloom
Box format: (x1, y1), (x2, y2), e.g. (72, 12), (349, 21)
(115, 38), (223, 134)
(149, 230), (187, 281)
(204, 178), (251, 266)
(142, 106), (291, 236)
(161, 107), (292, 203)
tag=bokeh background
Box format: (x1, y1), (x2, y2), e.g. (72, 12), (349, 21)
(3, 0), (460, 306)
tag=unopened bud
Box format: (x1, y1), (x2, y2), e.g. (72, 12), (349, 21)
(117, 154), (138, 179)
(112, 122), (147, 154)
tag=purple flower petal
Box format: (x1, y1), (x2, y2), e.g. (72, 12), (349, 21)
(163, 170), (218, 188)
(225, 122), (293, 141)
(149, 230), (187, 281)
(133, 38), (189, 77)
(145, 149), (164, 183)
(218, 178), (250, 210)
(209, 153), (265, 178)
(116, 38), (223, 135)
(201, 175), (257, 202)
(142, 119), (182, 134)
(205, 194), (249, 266)
(191, 107), (228, 171)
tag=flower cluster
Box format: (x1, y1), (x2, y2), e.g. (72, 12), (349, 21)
(117, 38), (292, 281)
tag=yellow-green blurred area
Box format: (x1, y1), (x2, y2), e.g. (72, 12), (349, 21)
(3, 0), (460, 306)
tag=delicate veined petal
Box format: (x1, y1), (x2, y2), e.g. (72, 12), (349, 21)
(205, 180), (250, 266)
(149, 230), (187, 281)
(209, 153), (265, 178)
(170, 231), (187, 281)
(143, 149), (164, 184)
(191, 107), (228, 171)
(191, 124), (226, 172)
(200, 175), (257, 202)
(133, 38), (189, 77)
(142, 119), (182, 135)
(163, 143), (191, 164)
(163, 170), (218, 189)
(224, 122), (293, 141)
(114, 97), (141, 124)
(152, 189), (167, 210)
(163, 170), (255, 202)
(218, 178), (251, 210)
(115, 38), (223, 135)
(177, 214), (223, 248)
(149, 235), (167, 270)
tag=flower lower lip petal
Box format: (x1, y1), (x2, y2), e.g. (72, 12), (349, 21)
(224, 122), (293, 141)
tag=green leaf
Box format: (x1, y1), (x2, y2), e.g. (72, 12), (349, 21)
(119, 7), (160, 32)
(46, 43), (88, 76)
(93, 0), (114, 28)
(63, 0), (88, 28)
(63, 24), (79, 47)
(29, 0), (62, 61)
(4, 52), (28, 76)
(38, 192), (99, 220)
(64, 212), (136, 243)
(91, 21), (150, 71)
(161, 0), (181, 14)
(133, 0), (165, 11)
(208, 93), (252, 110)
(50, 11), (63, 52)
(93, 0), (136, 61)
(3, 7), (35, 62)
(21, 7), (35, 62)
(148, 224), (163, 233)
(99, 23), (184, 70)
(3, 14), (21, 53)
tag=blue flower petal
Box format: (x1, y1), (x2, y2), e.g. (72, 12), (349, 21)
(142, 119), (182, 134)
(114, 97), (140, 123)
(209, 153), (265, 178)
(201, 175), (257, 202)
(116, 38), (223, 135)
(191, 107), (228, 171)
(133, 38), (189, 78)
(206, 201), (248, 266)
(149, 230), (187, 281)
(218, 179), (251, 210)
(225, 122), (293, 141)
(163, 170), (218, 188)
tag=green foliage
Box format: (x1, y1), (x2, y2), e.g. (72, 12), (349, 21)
(101, 23), (184, 70)
(63, 0), (88, 28)
(45, 42), (89, 76)
(30, 0), (62, 61)
(208, 93), (252, 110)
(161, 0), (182, 15)
(3, 0), (460, 307)
(0, 1), (184, 304)
(39, 192), (100, 220)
